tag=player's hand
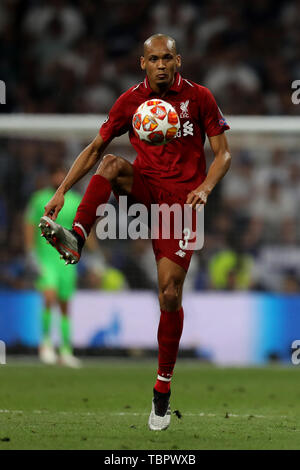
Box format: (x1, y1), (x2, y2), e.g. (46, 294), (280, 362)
(44, 191), (64, 220)
(186, 185), (211, 210)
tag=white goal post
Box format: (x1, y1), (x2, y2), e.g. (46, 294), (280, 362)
(0, 114), (299, 150)
(0, 114), (300, 136)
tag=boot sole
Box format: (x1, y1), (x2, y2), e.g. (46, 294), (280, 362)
(39, 216), (80, 264)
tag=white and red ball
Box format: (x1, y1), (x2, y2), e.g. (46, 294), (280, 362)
(132, 99), (180, 145)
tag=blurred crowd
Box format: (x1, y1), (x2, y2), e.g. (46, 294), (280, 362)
(0, 0), (300, 115)
(1, 0), (300, 293)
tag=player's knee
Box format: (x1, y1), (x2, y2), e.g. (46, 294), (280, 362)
(96, 154), (123, 180)
(159, 282), (182, 312)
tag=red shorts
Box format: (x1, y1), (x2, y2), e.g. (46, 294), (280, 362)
(123, 166), (196, 272)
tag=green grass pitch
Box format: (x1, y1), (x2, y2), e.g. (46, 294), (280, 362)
(0, 358), (299, 450)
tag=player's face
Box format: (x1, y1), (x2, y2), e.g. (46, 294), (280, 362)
(141, 39), (181, 92)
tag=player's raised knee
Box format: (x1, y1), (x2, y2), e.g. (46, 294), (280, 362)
(159, 285), (181, 312)
(96, 154), (122, 179)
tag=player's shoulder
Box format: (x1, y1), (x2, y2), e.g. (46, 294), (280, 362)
(182, 78), (214, 99)
(117, 82), (145, 102)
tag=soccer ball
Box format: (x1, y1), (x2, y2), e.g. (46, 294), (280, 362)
(132, 99), (180, 145)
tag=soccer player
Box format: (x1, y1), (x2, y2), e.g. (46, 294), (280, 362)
(25, 166), (82, 368)
(39, 34), (231, 429)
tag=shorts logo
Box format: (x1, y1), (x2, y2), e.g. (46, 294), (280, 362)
(175, 249), (186, 258)
(180, 100), (189, 118)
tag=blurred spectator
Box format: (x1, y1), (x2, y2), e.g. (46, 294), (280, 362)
(222, 151), (255, 219)
(250, 179), (297, 243)
(208, 232), (254, 291)
(23, 0), (85, 45)
(282, 269), (300, 294)
(0, 0), (299, 115)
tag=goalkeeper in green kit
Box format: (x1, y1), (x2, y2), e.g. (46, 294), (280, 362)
(25, 166), (82, 367)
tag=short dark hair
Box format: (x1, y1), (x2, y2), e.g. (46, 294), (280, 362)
(143, 34), (177, 55)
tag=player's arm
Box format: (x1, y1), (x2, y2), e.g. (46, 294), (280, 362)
(44, 134), (108, 220)
(186, 132), (231, 209)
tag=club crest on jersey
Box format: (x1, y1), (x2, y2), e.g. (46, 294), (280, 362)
(180, 100), (189, 118)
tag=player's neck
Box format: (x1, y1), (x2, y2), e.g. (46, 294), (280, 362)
(148, 76), (175, 96)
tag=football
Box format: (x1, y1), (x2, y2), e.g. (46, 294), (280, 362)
(132, 99), (180, 145)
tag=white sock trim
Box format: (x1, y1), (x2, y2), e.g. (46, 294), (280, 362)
(73, 222), (88, 240)
(157, 374), (172, 382)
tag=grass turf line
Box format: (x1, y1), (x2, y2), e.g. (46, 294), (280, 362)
(0, 360), (299, 450)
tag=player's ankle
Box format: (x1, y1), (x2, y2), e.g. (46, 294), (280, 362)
(154, 378), (171, 394)
(71, 227), (85, 250)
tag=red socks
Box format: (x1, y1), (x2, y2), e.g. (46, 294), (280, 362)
(74, 174), (183, 396)
(73, 175), (111, 239)
(154, 307), (184, 394)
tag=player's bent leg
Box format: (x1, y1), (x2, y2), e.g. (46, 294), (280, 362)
(39, 155), (134, 263)
(39, 216), (84, 264)
(72, 154), (134, 239)
(148, 258), (186, 431)
(95, 154), (134, 194)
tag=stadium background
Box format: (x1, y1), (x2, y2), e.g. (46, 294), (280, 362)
(1, 0), (300, 365)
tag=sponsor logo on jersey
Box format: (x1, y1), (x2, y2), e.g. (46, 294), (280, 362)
(180, 100), (189, 118)
(175, 249), (186, 258)
(182, 121), (194, 136)
(176, 120), (194, 138)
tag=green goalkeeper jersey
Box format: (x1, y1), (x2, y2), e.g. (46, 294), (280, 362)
(25, 187), (82, 263)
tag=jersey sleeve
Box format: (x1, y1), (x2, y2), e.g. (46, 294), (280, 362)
(200, 87), (230, 137)
(99, 91), (132, 142)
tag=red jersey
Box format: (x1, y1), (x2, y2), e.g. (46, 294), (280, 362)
(99, 73), (230, 195)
